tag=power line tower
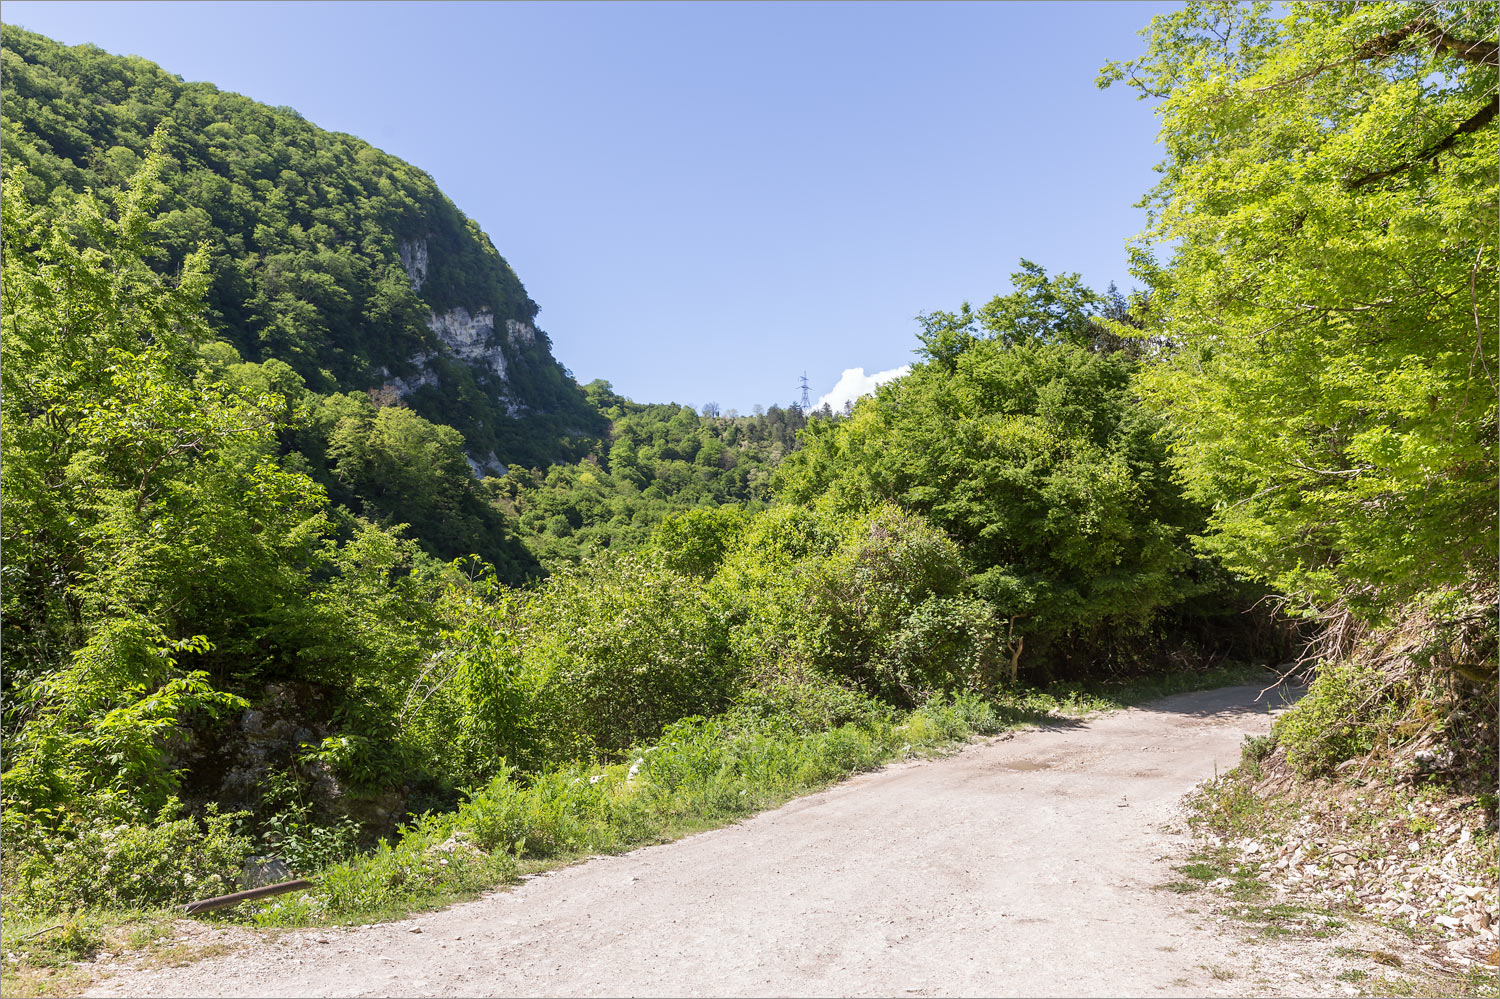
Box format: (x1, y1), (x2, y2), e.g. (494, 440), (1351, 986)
(798, 372), (811, 411)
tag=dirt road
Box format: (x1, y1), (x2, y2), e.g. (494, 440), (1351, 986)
(88, 683), (1358, 998)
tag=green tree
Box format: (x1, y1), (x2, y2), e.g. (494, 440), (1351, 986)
(915, 259), (1145, 368)
(1100, 0), (1498, 616)
(778, 340), (1209, 675)
(1, 153), (313, 813)
(1, 149), (445, 820)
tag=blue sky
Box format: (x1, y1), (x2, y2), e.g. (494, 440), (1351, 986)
(5, 1), (1169, 412)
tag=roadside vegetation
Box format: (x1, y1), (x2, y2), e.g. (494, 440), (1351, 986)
(1, 2), (1494, 996)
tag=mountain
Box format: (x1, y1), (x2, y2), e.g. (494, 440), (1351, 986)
(1, 25), (603, 476)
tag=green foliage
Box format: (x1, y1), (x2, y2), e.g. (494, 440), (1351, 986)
(287, 829), (517, 922)
(1101, 0), (1498, 615)
(0, 25), (601, 576)
(650, 506), (751, 579)
(0, 140), (445, 828)
(255, 770), (364, 874)
(882, 595), (1004, 697)
(3, 800), (252, 914)
(523, 551), (736, 758)
(493, 390), (809, 570)
(398, 568), (541, 785)
(247, 809), (518, 925)
(1274, 659), (1384, 776)
(702, 504), (1009, 703)
(777, 338), (1212, 676)
(316, 392), (532, 575)
(1241, 733), (1277, 767)
(800, 505), (993, 702)
(1270, 595), (1496, 779)
(5, 624), (246, 816)
(915, 259), (1150, 367)
(2, 154), (296, 811)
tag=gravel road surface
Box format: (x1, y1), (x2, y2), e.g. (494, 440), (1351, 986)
(88, 683), (1359, 998)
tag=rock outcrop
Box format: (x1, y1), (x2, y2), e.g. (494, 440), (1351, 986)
(382, 308), (518, 401)
(398, 238), (429, 291)
(427, 307), (507, 381)
(376, 307), (537, 476)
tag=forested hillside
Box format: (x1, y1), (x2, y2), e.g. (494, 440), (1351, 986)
(498, 384), (812, 568)
(1, 2), (1494, 974)
(1, 24), (600, 579)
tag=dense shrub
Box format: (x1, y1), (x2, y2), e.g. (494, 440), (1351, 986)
(1273, 658), (1379, 777)
(1271, 597), (1497, 780)
(709, 504), (1004, 704)
(801, 505), (993, 703)
(310, 829), (517, 919)
(4, 801), (252, 914)
(524, 551), (736, 758)
(776, 340), (1211, 679)
(398, 571), (542, 787)
(403, 549), (739, 775)
(650, 506), (751, 579)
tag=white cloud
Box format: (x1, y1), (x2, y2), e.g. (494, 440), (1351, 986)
(815, 365), (911, 412)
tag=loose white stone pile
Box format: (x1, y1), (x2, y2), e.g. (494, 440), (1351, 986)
(1204, 795), (1498, 968)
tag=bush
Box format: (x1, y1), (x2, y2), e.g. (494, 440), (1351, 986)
(650, 506), (751, 578)
(1273, 659), (1377, 777)
(883, 595), (1004, 696)
(734, 671), (891, 734)
(308, 830), (517, 919)
(524, 551), (735, 758)
(399, 572), (544, 786)
(5, 800), (252, 914)
(801, 505), (968, 698)
(1240, 733), (1276, 766)
(714, 503), (998, 704)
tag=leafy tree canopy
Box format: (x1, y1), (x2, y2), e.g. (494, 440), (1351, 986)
(1100, 0), (1498, 616)
(916, 260), (1152, 368)
(778, 332), (1219, 674)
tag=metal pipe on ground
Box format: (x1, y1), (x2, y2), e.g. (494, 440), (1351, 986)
(183, 879), (313, 915)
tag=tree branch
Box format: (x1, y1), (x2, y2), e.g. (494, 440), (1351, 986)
(1348, 100), (1497, 189)
(1249, 15), (1498, 98)
(1417, 21), (1499, 67)
(1355, 16), (1498, 68)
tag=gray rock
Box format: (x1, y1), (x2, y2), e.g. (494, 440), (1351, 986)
(241, 854), (293, 889)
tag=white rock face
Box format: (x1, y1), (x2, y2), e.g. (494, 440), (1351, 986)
(378, 307), (536, 478)
(398, 239), (429, 291)
(427, 307), (507, 381)
(466, 451), (508, 479)
(506, 318), (537, 345)
(381, 307), (525, 400)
